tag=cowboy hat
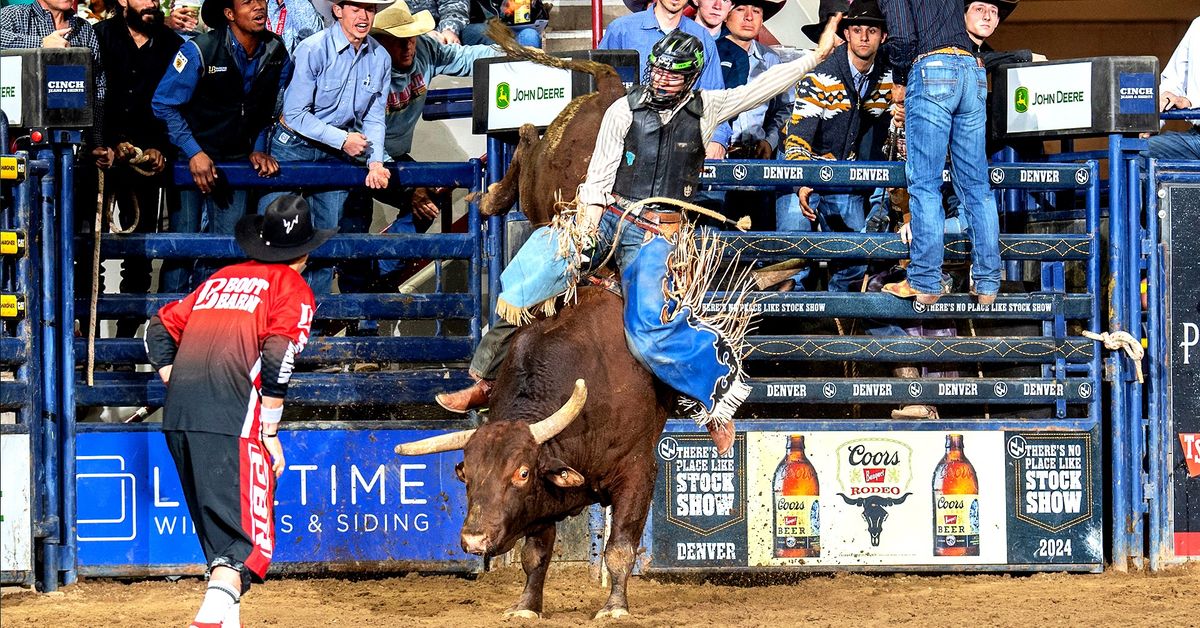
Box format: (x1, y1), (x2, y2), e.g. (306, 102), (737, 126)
(235, 195), (338, 263)
(801, 0), (848, 42)
(964, 0), (1019, 22)
(729, 0), (785, 22)
(370, 0), (435, 37)
(840, 0), (887, 36)
(200, 0), (231, 32)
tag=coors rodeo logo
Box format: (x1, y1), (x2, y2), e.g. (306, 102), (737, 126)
(835, 438), (914, 547)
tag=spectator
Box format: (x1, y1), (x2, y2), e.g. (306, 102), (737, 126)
(879, 0), (1000, 305)
(152, 0), (290, 293)
(460, 0), (544, 48)
(260, 0), (392, 295)
(264, 0), (324, 52)
(164, 0), (201, 35)
(964, 0), (1044, 70)
(692, 0), (731, 38)
(406, 0), (466, 43)
(774, 0), (846, 236)
(597, 0), (732, 157)
(1146, 16), (1200, 160)
(777, 0), (892, 292)
(94, 0), (183, 335)
(338, 0), (498, 301)
(716, 0), (788, 230)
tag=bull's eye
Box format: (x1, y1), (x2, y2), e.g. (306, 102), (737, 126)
(512, 465), (531, 486)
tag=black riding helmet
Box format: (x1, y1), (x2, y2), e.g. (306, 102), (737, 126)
(644, 31), (705, 111)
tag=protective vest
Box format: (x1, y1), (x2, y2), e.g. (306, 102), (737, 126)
(612, 86), (706, 202)
(183, 28), (287, 160)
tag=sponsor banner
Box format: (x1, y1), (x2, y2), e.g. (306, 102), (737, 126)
(0, 57), (21, 125)
(750, 378), (1092, 404)
(652, 433), (747, 568)
(1165, 184), (1200, 556)
(76, 430), (473, 570)
(1005, 62), (1092, 133)
(1117, 72), (1156, 115)
(486, 61), (573, 132)
(45, 64), (88, 109)
(744, 431), (1007, 566)
(1, 434), (32, 572)
(1004, 431), (1102, 564)
(699, 162), (1084, 191)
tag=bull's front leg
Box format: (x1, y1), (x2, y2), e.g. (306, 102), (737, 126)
(504, 524), (557, 619)
(594, 486), (652, 619)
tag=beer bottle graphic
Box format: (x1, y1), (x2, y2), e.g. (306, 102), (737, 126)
(773, 435), (820, 557)
(933, 434), (980, 556)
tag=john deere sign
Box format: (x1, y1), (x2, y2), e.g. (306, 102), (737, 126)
(1004, 62), (1093, 134)
(485, 60), (574, 133)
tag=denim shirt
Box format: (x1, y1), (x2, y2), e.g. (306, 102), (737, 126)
(281, 25), (391, 163)
(729, 40), (791, 151)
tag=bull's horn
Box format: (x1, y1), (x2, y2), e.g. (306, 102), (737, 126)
(394, 429), (476, 456)
(529, 379), (588, 445)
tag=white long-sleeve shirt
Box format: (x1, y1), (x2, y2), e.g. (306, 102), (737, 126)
(576, 49), (825, 210)
(1161, 16), (1200, 127)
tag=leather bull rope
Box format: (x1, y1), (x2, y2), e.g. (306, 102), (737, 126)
(87, 144), (156, 385)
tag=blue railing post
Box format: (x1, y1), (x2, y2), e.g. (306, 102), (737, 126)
(36, 146), (61, 592)
(1144, 156), (1166, 571)
(57, 145), (78, 586)
(1107, 133), (1131, 571)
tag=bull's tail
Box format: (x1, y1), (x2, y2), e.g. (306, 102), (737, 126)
(485, 18), (618, 81)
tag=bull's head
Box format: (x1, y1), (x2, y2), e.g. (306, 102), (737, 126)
(394, 380), (588, 557)
(838, 492), (912, 547)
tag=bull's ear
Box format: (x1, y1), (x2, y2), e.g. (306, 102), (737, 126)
(543, 458), (585, 488)
(454, 461), (466, 483)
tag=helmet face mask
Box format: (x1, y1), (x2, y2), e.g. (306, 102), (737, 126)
(643, 31), (705, 111)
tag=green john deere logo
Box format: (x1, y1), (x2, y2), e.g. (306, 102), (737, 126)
(496, 82), (510, 110)
(1014, 86), (1030, 113)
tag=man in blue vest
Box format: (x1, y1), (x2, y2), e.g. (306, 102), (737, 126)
(152, 0), (293, 293)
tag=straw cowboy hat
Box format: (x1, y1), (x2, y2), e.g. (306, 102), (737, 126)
(235, 195), (338, 263)
(370, 0), (436, 38)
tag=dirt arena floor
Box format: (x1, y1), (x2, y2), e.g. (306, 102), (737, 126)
(3, 563), (1196, 627)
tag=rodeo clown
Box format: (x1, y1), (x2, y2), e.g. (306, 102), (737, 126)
(145, 196), (333, 628)
(438, 17), (841, 454)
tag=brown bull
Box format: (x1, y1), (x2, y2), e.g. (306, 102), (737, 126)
(396, 287), (669, 619)
(478, 20), (626, 226)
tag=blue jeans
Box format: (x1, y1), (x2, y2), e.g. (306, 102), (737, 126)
(905, 53), (1000, 296)
(1145, 127), (1200, 160)
(460, 21), (541, 47)
(162, 186), (248, 294)
(812, 191), (870, 292)
(260, 125), (353, 295)
(775, 192), (813, 288)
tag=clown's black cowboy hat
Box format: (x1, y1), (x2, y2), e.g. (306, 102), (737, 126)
(802, 0), (849, 41)
(964, 0), (1020, 22)
(840, 0), (887, 36)
(235, 195), (338, 263)
(730, 0), (786, 22)
(201, 0), (232, 31)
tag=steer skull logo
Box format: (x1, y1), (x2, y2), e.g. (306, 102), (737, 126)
(836, 438), (914, 547)
(838, 493), (913, 546)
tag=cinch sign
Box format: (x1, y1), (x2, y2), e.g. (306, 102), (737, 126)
(1005, 62), (1093, 133)
(486, 60), (573, 132)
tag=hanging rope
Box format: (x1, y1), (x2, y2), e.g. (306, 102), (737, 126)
(87, 146), (153, 385)
(1082, 329), (1145, 384)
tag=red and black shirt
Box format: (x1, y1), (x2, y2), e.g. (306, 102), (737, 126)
(146, 261), (314, 437)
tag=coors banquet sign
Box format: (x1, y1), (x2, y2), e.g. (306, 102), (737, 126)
(773, 435), (820, 557)
(932, 433), (980, 556)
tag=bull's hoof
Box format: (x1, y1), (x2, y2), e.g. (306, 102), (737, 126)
(593, 607), (630, 620)
(504, 609), (541, 619)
